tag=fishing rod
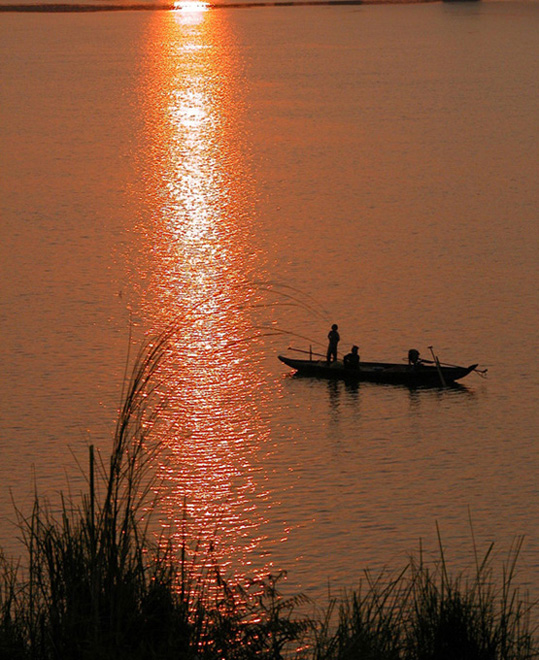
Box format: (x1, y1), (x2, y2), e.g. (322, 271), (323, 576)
(288, 345), (326, 359)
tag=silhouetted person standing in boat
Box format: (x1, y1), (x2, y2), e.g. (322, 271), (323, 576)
(326, 324), (340, 363)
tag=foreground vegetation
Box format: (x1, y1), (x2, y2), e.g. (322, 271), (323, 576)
(0, 334), (536, 659)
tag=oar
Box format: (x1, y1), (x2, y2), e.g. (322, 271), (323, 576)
(403, 355), (487, 378)
(428, 345), (447, 388)
(422, 358), (465, 369)
(402, 355), (458, 368)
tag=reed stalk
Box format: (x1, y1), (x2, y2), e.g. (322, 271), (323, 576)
(313, 531), (536, 660)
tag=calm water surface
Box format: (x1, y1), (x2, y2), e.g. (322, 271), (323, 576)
(1, 1), (538, 602)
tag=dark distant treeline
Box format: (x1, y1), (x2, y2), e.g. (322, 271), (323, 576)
(0, 0), (446, 13)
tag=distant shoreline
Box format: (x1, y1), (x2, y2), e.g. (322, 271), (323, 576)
(0, 0), (459, 12)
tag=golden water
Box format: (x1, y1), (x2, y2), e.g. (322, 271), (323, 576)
(0, 1), (537, 600)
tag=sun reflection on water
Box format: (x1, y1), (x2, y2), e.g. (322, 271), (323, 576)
(173, 0), (209, 15)
(135, 11), (280, 583)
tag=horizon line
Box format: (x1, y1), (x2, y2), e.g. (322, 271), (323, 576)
(0, 0), (460, 12)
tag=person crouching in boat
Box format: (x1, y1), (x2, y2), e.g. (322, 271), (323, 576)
(408, 348), (421, 368)
(343, 345), (360, 370)
(326, 324), (340, 363)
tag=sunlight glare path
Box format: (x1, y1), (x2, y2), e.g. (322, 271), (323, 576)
(135, 11), (282, 587)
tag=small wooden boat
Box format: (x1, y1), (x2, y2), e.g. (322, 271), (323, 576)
(278, 355), (479, 387)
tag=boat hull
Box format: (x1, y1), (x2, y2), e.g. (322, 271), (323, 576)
(278, 356), (478, 387)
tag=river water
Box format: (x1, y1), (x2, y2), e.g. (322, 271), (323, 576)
(1, 0), (538, 604)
